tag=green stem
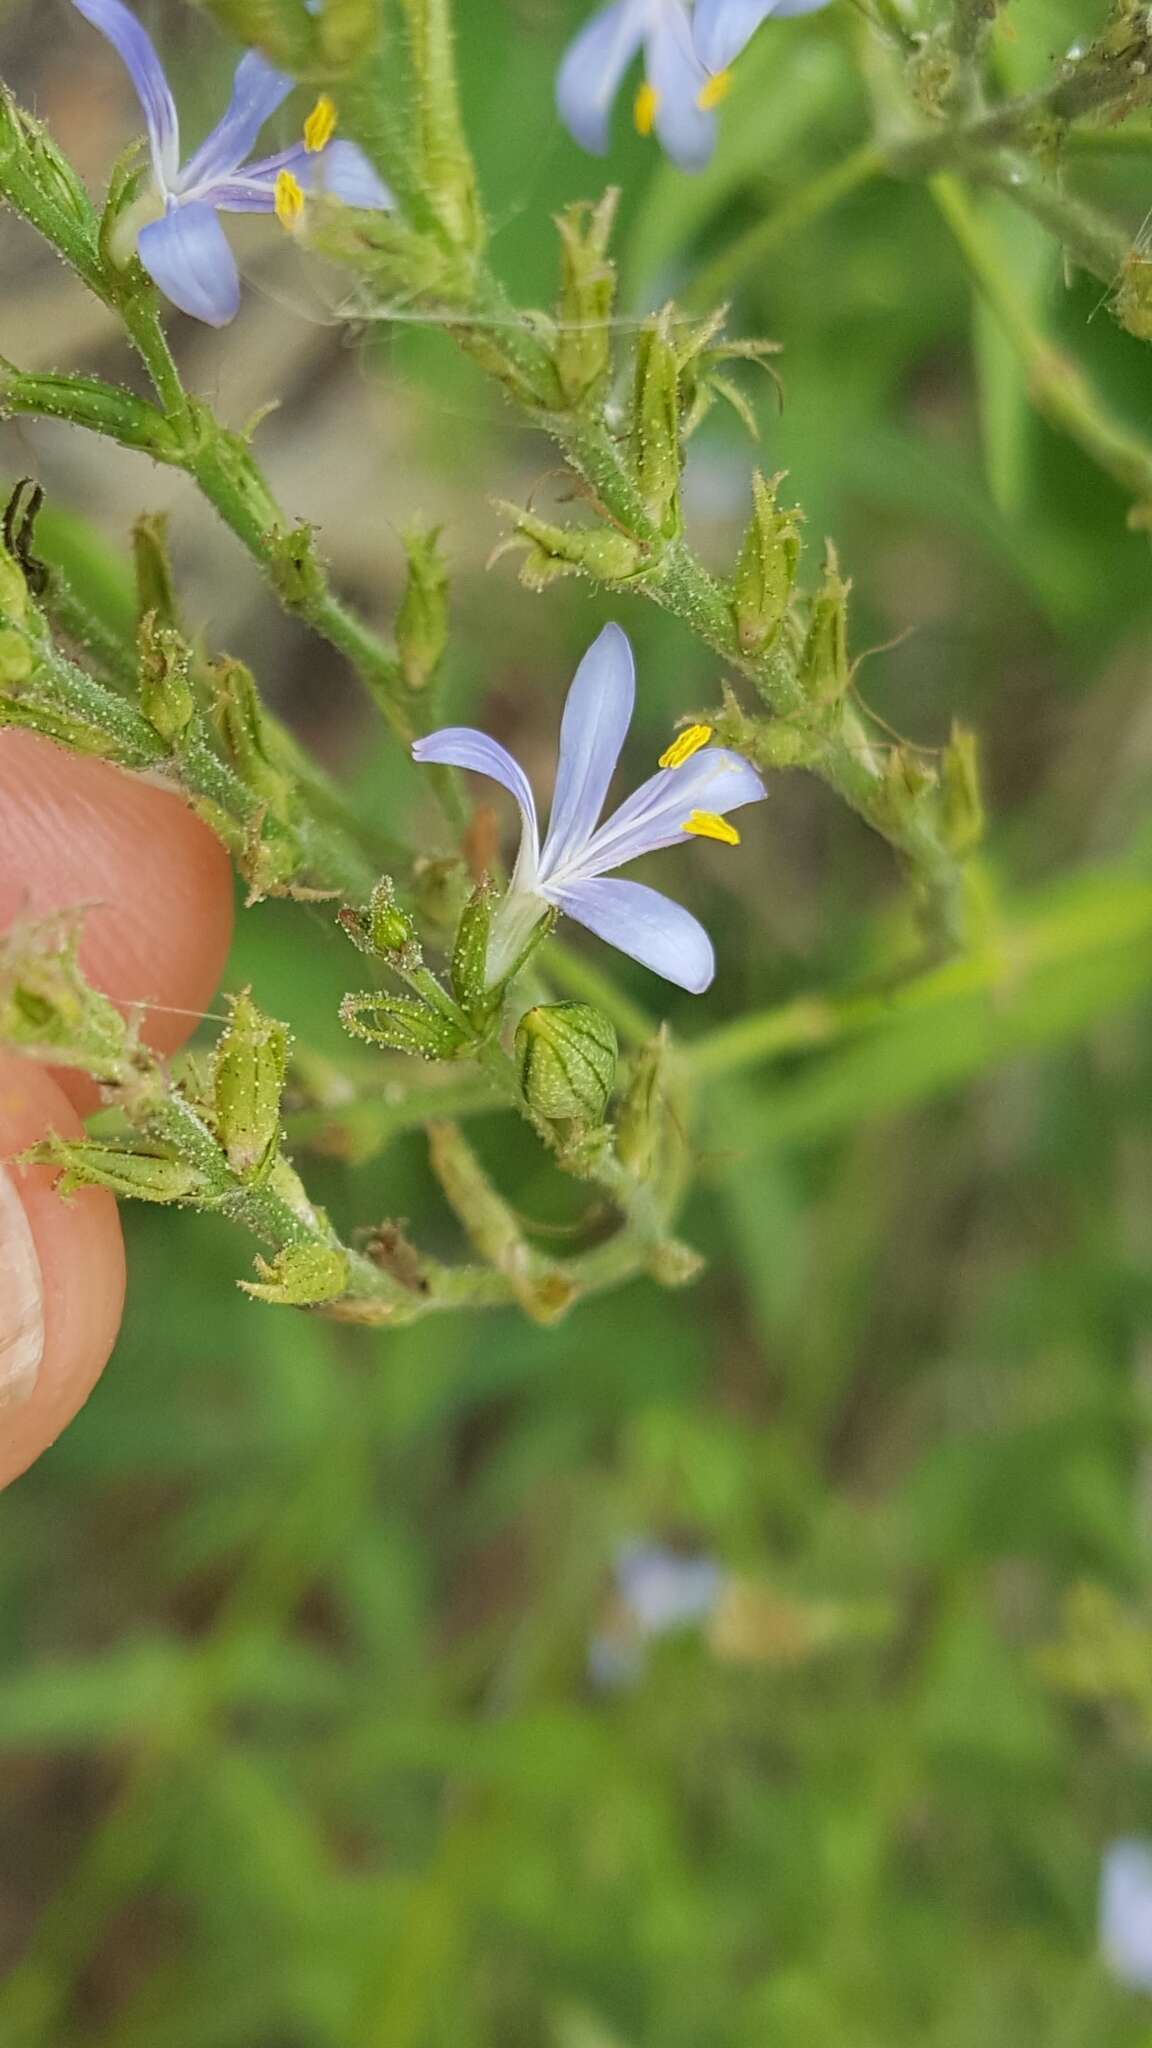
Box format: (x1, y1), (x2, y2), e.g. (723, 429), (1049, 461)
(930, 174), (1152, 513)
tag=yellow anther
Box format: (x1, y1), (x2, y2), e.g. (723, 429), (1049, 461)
(304, 94), (337, 153)
(682, 809), (740, 846)
(274, 168), (306, 231)
(659, 724), (713, 770)
(633, 81), (660, 135)
(696, 68), (733, 111)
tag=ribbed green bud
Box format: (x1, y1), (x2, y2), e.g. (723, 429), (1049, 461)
(0, 541), (33, 683)
(631, 309), (682, 536)
(137, 612), (194, 745)
(554, 190), (618, 406)
(940, 722), (984, 854)
(212, 989), (289, 1181)
(451, 880), (496, 1022)
(210, 657), (293, 809)
(0, 87), (100, 285)
(133, 512), (179, 627)
(242, 1244), (350, 1307)
(33, 1136), (206, 1204)
(339, 992), (465, 1060)
(497, 503), (647, 591)
(799, 545), (851, 706)
(515, 1003), (618, 1124)
(732, 471), (801, 655)
(396, 524), (448, 692)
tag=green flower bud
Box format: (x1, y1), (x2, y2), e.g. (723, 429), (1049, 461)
(339, 992), (465, 1060)
(631, 309), (683, 536)
(554, 190), (618, 406)
(514, 1003), (618, 1124)
(451, 880), (496, 1022)
(0, 86), (100, 284)
(940, 722), (984, 855)
(133, 512), (179, 627)
(241, 1243), (350, 1307)
(732, 471), (801, 655)
(137, 613), (194, 745)
(395, 525), (448, 693)
(210, 657), (293, 809)
(496, 503), (648, 591)
(32, 1135), (206, 1203)
(799, 545), (851, 707)
(212, 989), (290, 1181)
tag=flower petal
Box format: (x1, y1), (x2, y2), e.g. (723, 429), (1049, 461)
(547, 876), (715, 992)
(556, 0), (646, 155)
(411, 729), (540, 882)
(565, 747), (765, 879)
(178, 51), (293, 195)
(299, 139), (394, 209)
(137, 200), (241, 326)
(693, 0), (831, 67)
(539, 623), (635, 880)
(216, 139), (393, 213)
(69, 0), (179, 187)
(646, 4), (715, 171)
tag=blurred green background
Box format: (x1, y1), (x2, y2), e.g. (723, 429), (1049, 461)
(4, 0), (1152, 2040)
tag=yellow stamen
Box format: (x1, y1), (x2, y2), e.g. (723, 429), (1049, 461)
(696, 68), (733, 110)
(659, 723), (713, 770)
(303, 93), (337, 153)
(633, 80), (660, 136)
(683, 809), (740, 846)
(274, 168), (306, 231)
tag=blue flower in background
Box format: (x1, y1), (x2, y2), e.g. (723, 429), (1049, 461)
(412, 623), (765, 992)
(556, 0), (833, 170)
(1101, 1841), (1152, 1993)
(692, 0), (833, 74)
(70, 0), (392, 325)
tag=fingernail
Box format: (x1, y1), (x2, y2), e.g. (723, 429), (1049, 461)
(0, 1166), (44, 1406)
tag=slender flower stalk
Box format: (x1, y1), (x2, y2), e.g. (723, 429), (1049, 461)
(69, 0), (392, 323)
(555, 0), (833, 168)
(413, 624), (765, 992)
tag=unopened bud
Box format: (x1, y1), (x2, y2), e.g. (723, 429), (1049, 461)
(133, 512), (179, 627)
(554, 190), (618, 406)
(137, 612), (194, 744)
(33, 1135), (206, 1203)
(242, 1243), (350, 1306)
(211, 657), (292, 808)
(396, 525), (448, 692)
(799, 545), (851, 706)
(732, 470), (800, 654)
(339, 991), (465, 1060)
(940, 722), (984, 854)
(631, 309), (682, 536)
(213, 989), (289, 1181)
(451, 880), (496, 1022)
(496, 504), (647, 591)
(515, 1002), (618, 1124)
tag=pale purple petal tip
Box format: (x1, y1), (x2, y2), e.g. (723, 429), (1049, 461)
(540, 624), (635, 879)
(69, 0), (180, 187)
(178, 50), (294, 197)
(548, 876), (716, 992)
(412, 728), (540, 872)
(556, 0), (645, 155)
(137, 200), (241, 325)
(302, 139), (393, 210)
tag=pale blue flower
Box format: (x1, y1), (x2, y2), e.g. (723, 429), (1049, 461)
(556, 0), (833, 170)
(589, 1540), (724, 1687)
(412, 623), (765, 993)
(1101, 1841), (1152, 1993)
(70, 0), (392, 325)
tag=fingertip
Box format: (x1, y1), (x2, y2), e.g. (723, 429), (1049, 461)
(0, 1055), (126, 1489)
(0, 731), (234, 1063)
